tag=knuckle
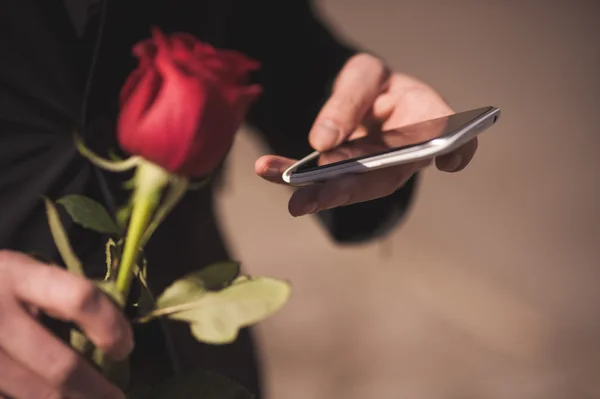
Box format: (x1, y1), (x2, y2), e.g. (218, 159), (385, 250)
(327, 95), (362, 118)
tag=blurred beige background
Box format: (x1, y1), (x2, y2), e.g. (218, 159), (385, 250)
(216, 1), (600, 398)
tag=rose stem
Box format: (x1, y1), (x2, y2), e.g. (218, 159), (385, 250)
(115, 161), (170, 298)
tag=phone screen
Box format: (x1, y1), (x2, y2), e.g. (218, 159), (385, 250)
(295, 106), (494, 174)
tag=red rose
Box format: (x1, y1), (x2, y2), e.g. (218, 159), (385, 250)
(117, 28), (262, 178)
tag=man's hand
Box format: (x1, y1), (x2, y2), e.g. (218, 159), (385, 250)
(0, 250), (133, 399)
(255, 53), (478, 216)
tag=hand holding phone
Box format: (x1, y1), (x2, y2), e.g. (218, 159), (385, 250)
(255, 105), (500, 217)
(282, 106), (501, 186)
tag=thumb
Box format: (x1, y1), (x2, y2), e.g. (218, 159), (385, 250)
(309, 53), (389, 152)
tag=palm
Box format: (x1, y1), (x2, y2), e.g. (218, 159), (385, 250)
(374, 74), (454, 131)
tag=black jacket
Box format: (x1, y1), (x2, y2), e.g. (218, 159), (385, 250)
(0, 0), (417, 394)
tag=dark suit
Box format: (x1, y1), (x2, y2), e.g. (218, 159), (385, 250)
(0, 0), (417, 395)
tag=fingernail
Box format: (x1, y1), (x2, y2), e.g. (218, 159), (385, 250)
(262, 160), (282, 176)
(263, 166), (280, 176)
(313, 120), (341, 150)
(295, 201), (318, 217)
(443, 154), (462, 172)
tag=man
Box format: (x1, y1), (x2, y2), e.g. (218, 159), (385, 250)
(0, 0), (477, 398)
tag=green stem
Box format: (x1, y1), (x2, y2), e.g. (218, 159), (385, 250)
(115, 161), (170, 298)
(115, 195), (154, 295)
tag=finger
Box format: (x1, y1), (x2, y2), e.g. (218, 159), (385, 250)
(4, 253), (133, 360)
(0, 348), (59, 399)
(289, 161), (428, 216)
(255, 155), (296, 184)
(309, 53), (389, 152)
(435, 137), (478, 172)
(0, 306), (126, 399)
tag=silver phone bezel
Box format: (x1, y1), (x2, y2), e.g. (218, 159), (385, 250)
(282, 106), (501, 186)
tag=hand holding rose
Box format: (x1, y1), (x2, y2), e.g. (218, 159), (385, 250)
(0, 29), (282, 398)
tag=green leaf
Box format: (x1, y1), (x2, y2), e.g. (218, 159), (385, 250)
(151, 277), (291, 344)
(57, 195), (120, 235)
(43, 197), (84, 276)
(128, 369), (254, 399)
(231, 275), (250, 285)
(196, 261), (241, 291)
(156, 262), (241, 309)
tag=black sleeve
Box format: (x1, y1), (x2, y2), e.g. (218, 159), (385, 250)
(225, 0), (419, 244)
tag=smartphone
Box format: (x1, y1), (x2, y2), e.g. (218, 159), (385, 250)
(282, 106), (501, 186)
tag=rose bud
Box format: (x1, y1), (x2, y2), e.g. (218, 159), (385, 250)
(118, 28), (262, 178)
